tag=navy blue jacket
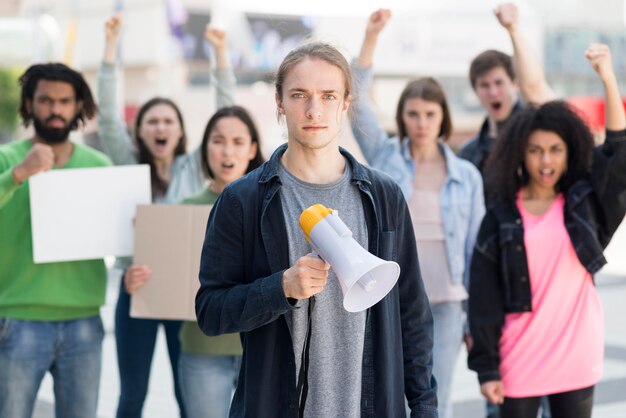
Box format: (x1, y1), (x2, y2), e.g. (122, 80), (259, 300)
(459, 102), (524, 178)
(468, 129), (626, 384)
(196, 144), (438, 417)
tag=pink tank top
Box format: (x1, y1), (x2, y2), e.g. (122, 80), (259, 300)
(499, 194), (604, 397)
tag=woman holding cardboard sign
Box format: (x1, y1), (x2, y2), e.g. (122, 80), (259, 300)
(98, 14), (235, 418)
(177, 105), (264, 418)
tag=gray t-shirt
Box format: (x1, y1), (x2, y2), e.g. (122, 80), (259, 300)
(278, 161), (367, 418)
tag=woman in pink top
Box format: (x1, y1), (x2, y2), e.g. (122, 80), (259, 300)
(468, 44), (626, 418)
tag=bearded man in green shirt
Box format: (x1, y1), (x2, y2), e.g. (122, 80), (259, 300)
(0, 63), (112, 418)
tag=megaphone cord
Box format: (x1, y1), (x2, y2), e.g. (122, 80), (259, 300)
(296, 295), (316, 418)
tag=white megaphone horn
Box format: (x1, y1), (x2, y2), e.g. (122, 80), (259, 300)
(299, 204), (400, 312)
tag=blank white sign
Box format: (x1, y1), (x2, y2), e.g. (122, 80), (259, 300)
(29, 165), (151, 263)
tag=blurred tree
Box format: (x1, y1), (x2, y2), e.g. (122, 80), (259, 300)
(0, 68), (21, 144)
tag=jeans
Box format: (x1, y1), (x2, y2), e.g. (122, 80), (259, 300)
(499, 386), (593, 418)
(0, 316), (104, 418)
(431, 301), (464, 418)
(178, 352), (242, 418)
(115, 279), (186, 418)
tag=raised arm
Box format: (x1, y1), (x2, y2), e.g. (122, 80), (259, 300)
(356, 9), (390, 68)
(586, 44), (626, 244)
(97, 13), (137, 165)
(495, 3), (554, 105)
(205, 25), (236, 109)
(351, 10), (402, 168)
(586, 43), (626, 131)
(179, 24), (238, 171)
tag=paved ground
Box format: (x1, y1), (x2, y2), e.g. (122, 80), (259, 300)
(34, 231), (626, 418)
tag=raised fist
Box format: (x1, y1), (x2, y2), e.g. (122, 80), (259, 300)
(494, 3), (518, 33)
(585, 43), (613, 82)
(105, 13), (124, 43)
(12, 143), (55, 184)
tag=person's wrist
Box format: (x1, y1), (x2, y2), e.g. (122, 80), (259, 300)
(12, 165), (26, 184)
(364, 31), (379, 42)
(214, 45), (228, 54)
(282, 271), (291, 299)
(601, 72), (618, 85)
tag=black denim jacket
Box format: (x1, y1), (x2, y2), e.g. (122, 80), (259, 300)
(468, 129), (626, 384)
(196, 144), (438, 417)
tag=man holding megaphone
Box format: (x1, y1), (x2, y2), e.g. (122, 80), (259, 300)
(196, 43), (437, 417)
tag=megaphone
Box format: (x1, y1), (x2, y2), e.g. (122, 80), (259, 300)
(299, 204), (400, 312)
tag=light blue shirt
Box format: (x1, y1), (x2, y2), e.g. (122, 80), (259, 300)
(350, 65), (486, 292)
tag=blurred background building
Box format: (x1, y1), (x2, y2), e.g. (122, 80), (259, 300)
(1, 0), (624, 152)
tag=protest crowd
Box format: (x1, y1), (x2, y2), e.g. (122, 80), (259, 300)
(1, 3), (625, 418)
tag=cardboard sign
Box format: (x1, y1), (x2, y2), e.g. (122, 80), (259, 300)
(130, 204), (212, 321)
(29, 165), (151, 263)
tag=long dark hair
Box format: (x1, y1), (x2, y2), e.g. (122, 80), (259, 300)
(18, 63), (97, 128)
(486, 101), (595, 203)
(395, 77), (452, 142)
(200, 105), (265, 178)
(134, 97), (187, 196)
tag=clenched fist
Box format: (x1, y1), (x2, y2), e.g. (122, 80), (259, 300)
(12, 143), (54, 184)
(585, 43), (613, 82)
(282, 253), (330, 300)
(105, 13), (124, 43)
(494, 3), (518, 33)
(205, 25), (228, 50)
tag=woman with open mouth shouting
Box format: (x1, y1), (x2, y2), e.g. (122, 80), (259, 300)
(97, 13), (235, 418)
(177, 105), (264, 418)
(468, 43), (626, 418)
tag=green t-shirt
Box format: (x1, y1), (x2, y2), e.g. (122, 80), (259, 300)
(0, 139), (112, 320)
(179, 187), (242, 356)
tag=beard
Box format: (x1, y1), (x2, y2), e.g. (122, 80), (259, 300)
(33, 114), (77, 144)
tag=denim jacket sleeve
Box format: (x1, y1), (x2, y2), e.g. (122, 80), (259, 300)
(350, 65), (393, 163)
(464, 166), (486, 293)
(195, 187), (295, 336)
(351, 65), (413, 198)
(467, 209), (504, 384)
(462, 166), (486, 331)
(590, 129), (626, 246)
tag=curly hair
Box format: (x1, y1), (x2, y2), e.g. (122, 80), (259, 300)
(18, 63), (97, 128)
(485, 101), (595, 203)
